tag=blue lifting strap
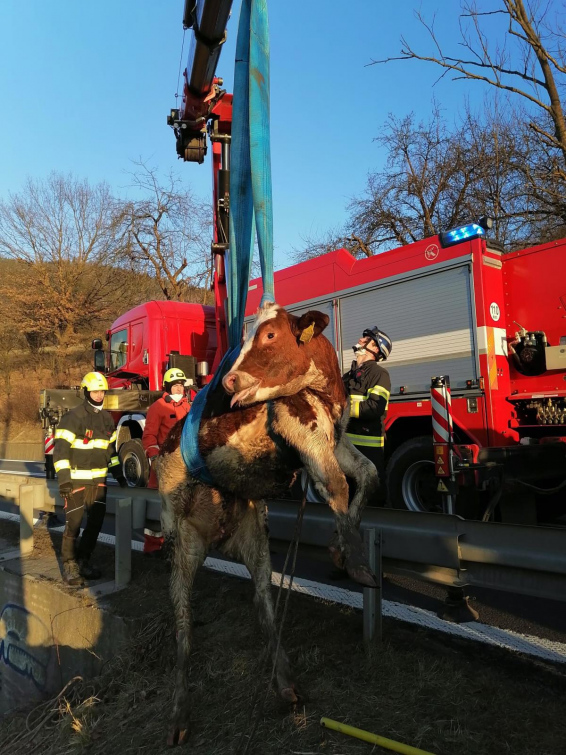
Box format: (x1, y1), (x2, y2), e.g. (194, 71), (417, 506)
(181, 0), (275, 485)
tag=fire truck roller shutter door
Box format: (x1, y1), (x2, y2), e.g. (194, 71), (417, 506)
(339, 266), (477, 394)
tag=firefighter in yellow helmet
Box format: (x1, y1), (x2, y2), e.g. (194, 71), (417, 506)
(142, 368), (192, 485)
(53, 371), (127, 585)
(141, 368), (192, 553)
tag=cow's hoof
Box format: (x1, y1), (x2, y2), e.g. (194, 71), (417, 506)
(280, 685), (299, 704)
(167, 726), (190, 747)
(346, 563), (378, 588)
(328, 543), (345, 570)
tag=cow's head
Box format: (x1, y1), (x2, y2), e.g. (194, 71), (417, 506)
(222, 303), (331, 406)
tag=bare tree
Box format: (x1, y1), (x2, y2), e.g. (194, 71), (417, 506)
(291, 225), (375, 263)
(293, 102), (556, 261)
(347, 107), (489, 253)
(0, 173), (137, 351)
(116, 161), (213, 303)
(372, 1), (566, 171)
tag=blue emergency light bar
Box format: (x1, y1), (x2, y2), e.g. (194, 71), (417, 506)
(439, 223), (485, 248)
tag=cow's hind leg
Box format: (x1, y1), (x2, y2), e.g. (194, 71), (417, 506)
(168, 518), (206, 746)
(302, 452), (377, 588)
(334, 433), (380, 527)
(329, 434), (380, 570)
(222, 501), (298, 703)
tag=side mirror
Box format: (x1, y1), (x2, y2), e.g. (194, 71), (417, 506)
(92, 338), (103, 350)
(93, 350), (106, 372)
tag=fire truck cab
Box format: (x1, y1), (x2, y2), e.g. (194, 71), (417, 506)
(40, 300), (216, 487)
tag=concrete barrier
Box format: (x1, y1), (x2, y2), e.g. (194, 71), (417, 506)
(0, 562), (129, 715)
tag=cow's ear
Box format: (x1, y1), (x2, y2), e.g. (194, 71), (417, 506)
(293, 310), (329, 343)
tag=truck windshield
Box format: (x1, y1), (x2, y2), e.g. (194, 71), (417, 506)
(109, 329), (128, 372)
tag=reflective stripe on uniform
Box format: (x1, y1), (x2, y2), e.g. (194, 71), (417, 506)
(368, 385), (390, 404)
(109, 431), (117, 443)
(54, 429), (76, 444)
(70, 438), (111, 450)
(69, 468), (108, 480)
(349, 394), (364, 419)
(108, 456), (120, 468)
(53, 459), (71, 472)
(346, 432), (384, 448)
(349, 385), (390, 419)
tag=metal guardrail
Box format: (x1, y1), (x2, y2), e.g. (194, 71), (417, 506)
(1, 475), (565, 601)
(267, 500), (566, 602)
(0, 476), (153, 589)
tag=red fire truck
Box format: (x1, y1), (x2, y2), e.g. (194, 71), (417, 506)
(41, 224), (566, 523)
(244, 233), (566, 522)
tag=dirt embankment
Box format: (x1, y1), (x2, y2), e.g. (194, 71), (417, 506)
(1, 531), (566, 755)
(0, 349), (93, 445)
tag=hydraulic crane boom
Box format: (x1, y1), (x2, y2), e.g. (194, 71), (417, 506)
(168, 0), (234, 164)
(168, 0), (235, 367)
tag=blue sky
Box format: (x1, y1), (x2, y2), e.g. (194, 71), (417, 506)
(0, 1), (506, 269)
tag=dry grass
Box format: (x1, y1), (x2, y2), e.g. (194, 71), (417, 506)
(1, 541), (566, 755)
(0, 350), (93, 443)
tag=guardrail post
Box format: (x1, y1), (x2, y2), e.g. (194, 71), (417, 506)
(363, 528), (382, 643)
(115, 497), (132, 588)
(19, 484), (36, 556)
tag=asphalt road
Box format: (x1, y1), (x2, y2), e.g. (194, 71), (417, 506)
(1, 459), (565, 647)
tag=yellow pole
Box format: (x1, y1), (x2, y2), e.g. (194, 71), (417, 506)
(320, 717), (437, 755)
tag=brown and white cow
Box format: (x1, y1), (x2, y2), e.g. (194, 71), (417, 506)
(156, 302), (379, 744)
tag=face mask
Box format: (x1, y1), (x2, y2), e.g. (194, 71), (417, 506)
(87, 393), (104, 409)
(352, 345), (367, 355)
(170, 393), (184, 402)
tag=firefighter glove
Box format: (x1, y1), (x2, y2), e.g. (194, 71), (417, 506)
(59, 481), (73, 498)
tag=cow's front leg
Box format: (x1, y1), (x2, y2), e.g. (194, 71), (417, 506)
(168, 519), (206, 746)
(222, 501), (298, 703)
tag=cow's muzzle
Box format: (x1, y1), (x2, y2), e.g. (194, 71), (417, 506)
(222, 371), (260, 407)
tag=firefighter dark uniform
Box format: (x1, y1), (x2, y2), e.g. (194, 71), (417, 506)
(53, 372), (127, 584)
(343, 361), (391, 475)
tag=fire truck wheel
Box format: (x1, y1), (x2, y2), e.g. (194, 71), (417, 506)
(119, 439), (149, 488)
(386, 436), (444, 513)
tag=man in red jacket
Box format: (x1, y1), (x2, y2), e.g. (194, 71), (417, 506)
(142, 368), (192, 553)
(143, 368), (192, 486)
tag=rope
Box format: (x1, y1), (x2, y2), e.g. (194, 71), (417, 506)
(180, 0), (275, 483)
(235, 487), (308, 755)
(175, 29), (186, 102)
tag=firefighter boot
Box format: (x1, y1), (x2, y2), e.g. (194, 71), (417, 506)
(78, 559), (102, 581)
(63, 560), (84, 587)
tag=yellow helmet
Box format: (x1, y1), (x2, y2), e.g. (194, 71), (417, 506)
(81, 372), (109, 392)
(163, 368), (187, 385)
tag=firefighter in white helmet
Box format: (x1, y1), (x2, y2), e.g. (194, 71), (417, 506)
(53, 372), (127, 585)
(342, 327), (392, 480)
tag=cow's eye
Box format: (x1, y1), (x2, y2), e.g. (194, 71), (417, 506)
(267, 332), (275, 339)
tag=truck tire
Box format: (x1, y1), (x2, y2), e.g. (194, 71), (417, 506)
(386, 436), (444, 513)
(119, 439), (149, 488)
